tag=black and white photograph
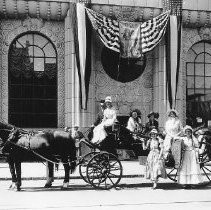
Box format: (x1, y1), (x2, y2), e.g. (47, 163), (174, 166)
(0, 0), (211, 209)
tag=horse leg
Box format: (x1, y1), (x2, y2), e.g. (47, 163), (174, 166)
(44, 161), (54, 188)
(7, 156), (17, 190)
(14, 161), (21, 191)
(61, 159), (70, 189)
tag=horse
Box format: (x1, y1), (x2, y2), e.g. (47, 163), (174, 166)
(0, 121), (76, 191)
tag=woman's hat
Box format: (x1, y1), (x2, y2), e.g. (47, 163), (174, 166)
(147, 112), (159, 119)
(183, 125), (193, 133)
(150, 128), (158, 134)
(167, 109), (179, 117)
(105, 96), (112, 103)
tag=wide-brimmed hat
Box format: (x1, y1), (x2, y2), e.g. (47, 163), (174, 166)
(150, 128), (158, 134)
(183, 125), (193, 133)
(129, 109), (142, 117)
(147, 111), (159, 119)
(105, 96), (112, 103)
(167, 109), (179, 117)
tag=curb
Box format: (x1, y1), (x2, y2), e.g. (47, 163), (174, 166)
(0, 174), (144, 181)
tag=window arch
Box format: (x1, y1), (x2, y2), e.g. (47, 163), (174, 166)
(8, 32), (57, 128)
(186, 41), (211, 125)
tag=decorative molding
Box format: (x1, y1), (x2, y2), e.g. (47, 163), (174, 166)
(0, 18), (65, 127)
(0, 0), (69, 21)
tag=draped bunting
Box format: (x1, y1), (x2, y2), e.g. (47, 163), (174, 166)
(86, 8), (170, 58)
(165, 0), (183, 109)
(72, 3), (91, 109)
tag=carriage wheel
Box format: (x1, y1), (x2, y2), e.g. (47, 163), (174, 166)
(79, 152), (98, 183)
(86, 152), (122, 190)
(166, 167), (179, 182)
(199, 146), (211, 184)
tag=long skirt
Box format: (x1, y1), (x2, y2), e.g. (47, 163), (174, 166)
(145, 149), (167, 182)
(91, 123), (107, 144)
(178, 150), (203, 185)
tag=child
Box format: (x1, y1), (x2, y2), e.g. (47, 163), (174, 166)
(143, 129), (167, 189)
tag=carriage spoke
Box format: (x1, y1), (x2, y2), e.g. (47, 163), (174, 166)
(203, 166), (211, 173)
(201, 167), (211, 181)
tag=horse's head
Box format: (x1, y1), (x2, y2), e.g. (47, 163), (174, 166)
(0, 127), (21, 153)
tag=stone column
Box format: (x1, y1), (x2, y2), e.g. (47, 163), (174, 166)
(64, 7), (81, 128)
(64, 3), (95, 131)
(153, 39), (169, 128)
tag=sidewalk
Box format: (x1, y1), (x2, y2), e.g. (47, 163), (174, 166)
(0, 160), (145, 181)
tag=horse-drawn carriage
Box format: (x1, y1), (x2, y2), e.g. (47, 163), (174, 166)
(0, 121), (211, 191)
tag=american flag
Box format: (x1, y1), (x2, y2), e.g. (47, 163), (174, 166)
(86, 8), (170, 57)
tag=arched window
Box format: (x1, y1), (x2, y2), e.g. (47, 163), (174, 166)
(8, 32), (57, 128)
(186, 41), (211, 124)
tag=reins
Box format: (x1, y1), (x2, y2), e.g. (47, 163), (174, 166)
(3, 130), (75, 165)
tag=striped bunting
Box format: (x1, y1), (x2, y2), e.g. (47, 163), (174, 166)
(86, 8), (120, 52)
(86, 8), (170, 57)
(141, 10), (170, 53)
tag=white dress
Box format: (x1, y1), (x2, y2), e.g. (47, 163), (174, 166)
(126, 117), (142, 133)
(178, 136), (203, 185)
(164, 118), (183, 151)
(91, 108), (116, 144)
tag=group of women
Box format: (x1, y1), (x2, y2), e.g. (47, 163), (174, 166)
(91, 96), (204, 190)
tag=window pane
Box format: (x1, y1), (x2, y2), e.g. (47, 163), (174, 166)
(186, 49), (196, 62)
(34, 34), (48, 48)
(205, 77), (211, 88)
(205, 89), (211, 101)
(34, 58), (44, 72)
(44, 43), (56, 57)
(187, 88), (194, 96)
(205, 54), (211, 63)
(187, 63), (194, 75)
(205, 64), (211, 76)
(187, 76), (194, 88)
(195, 76), (204, 88)
(34, 46), (44, 57)
(195, 63), (204, 75)
(195, 53), (204, 62)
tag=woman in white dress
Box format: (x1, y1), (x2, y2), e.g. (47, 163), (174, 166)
(91, 96), (117, 144)
(164, 109), (183, 153)
(178, 125), (203, 188)
(126, 109), (142, 133)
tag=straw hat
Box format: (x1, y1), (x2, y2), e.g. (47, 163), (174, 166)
(150, 128), (158, 134)
(147, 111), (159, 119)
(183, 125), (193, 133)
(105, 96), (112, 103)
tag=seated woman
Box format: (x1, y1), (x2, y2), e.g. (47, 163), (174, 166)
(126, 109), (142, 134)
(91, 96), (117, 145)
(164, 109), (183, 153)
(145, 111), (159, 135)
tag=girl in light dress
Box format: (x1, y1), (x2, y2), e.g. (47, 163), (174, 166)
(178, 125), (203, 188)
(164, 109), (183, 153)
(143, 129), (167, 189)
(91, 96), (117, 144)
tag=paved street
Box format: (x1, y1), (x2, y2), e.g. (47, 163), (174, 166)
(0, 161), (211, 210)
(0, 178), (211, 210)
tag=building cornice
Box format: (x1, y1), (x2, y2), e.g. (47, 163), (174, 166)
(1, 0), (211, 27)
